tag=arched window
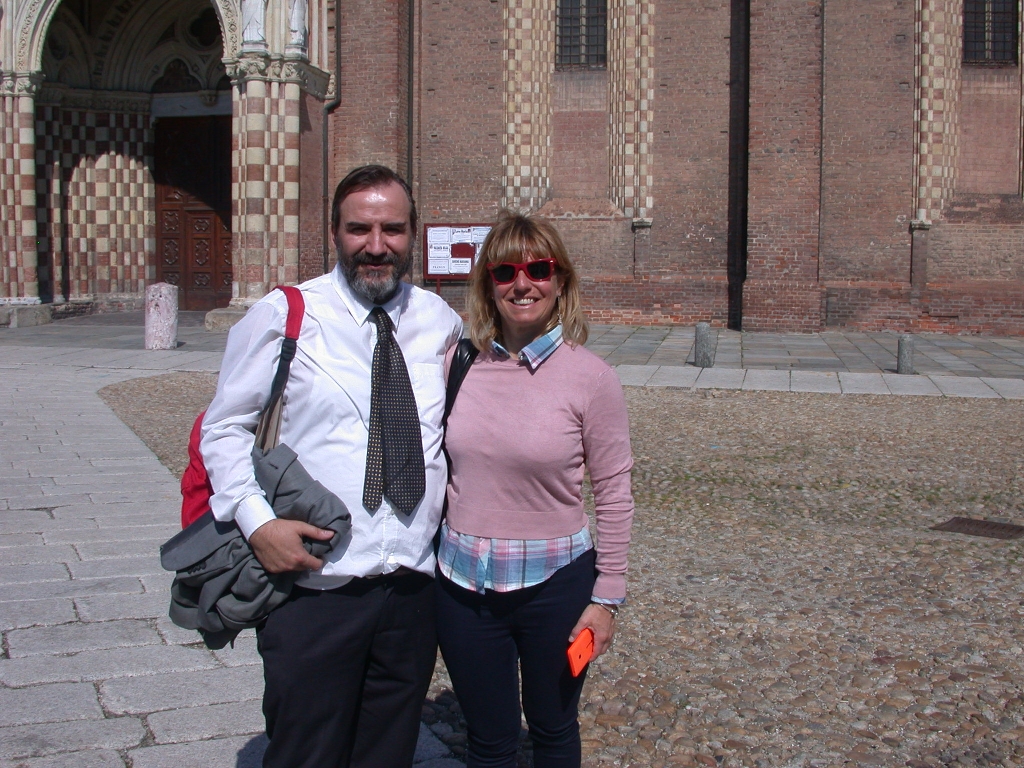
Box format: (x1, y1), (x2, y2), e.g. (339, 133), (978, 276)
(556, 0), (607, 70)
(964, 0), (1018, 64)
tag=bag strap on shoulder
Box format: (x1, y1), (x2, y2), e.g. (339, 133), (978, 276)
(443, 338), (479, 428)
(268, 285), (305, 402)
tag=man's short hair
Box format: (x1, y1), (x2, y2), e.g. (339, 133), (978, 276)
(330, 165), (418, 236)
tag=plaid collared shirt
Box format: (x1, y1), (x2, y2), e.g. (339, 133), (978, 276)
(491, 324), (563, 369)
(439, 326), (621, 603)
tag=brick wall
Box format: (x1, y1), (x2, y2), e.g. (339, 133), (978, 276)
(331, 0), (407, 182)
(958, 67), (1021, 195)
(415, 0), (505, 285)
(299, 90), (326, 282)
(742, 0), (824, 331)
(818, 0), (916, 283)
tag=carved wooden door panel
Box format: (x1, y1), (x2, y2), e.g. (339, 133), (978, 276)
(154, 116), (232, 311)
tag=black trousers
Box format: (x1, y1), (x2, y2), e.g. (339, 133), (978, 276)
(256, 571), (437, 768)
(435, 549), (596, 768)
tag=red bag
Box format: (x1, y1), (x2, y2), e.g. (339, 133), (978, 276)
(179, 286), (305, 528)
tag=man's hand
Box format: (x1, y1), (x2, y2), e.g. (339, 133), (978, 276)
(248, 519), (334, 574)
(569, 603), (617, 659)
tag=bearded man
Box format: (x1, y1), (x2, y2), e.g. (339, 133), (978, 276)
(201, 165), (463, 768)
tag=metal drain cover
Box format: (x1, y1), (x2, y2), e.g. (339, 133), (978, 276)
(931, 517), (1024, 540)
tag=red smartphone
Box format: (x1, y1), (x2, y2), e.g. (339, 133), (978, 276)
(567, 627), (594, 677)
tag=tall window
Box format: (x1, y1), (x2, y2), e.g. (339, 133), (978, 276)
(964, 0), (1019, 64)
(556, 0), (607, 70)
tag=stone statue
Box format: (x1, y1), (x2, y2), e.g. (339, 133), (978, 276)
(288, 0), (308, 52)
(241, 0), (266, 49)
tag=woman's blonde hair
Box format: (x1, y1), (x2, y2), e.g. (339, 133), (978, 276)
(467, 210), (589, 352)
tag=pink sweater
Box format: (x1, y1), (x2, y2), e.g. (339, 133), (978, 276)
(445, 343), (635, 600)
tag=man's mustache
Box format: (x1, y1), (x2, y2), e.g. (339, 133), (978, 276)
(350, 251), (401, 266)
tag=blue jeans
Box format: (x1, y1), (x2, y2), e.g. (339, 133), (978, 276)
(435, 548), (596, 768)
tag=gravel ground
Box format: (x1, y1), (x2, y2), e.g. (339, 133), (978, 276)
(99, 376), (1024, 768)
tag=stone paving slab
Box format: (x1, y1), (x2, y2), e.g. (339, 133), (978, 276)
(0, 544), (78, 566)
(74, 592), (170, 622)
(881, 373), (943, 396)
(0, 645), (219, 687)
(6, 619), (161, 658)
(791, 370), (842, 393)
(0, 683), (104, 727)
(982, 376), (1024, 399)
(0, 599), (76, 631)
(128, 735), (267, 768)
(0, 749), (127, 768)
(100, 665), (263, 716)
(146, 700), (265, 745)
(695, 368), (745, 389)
(929, 375), (1000, 398)
(837, 371), (892, 395)
(0, 718), (146, 761)
(645, 365), (701, 388)
(741, 369), (790, 391)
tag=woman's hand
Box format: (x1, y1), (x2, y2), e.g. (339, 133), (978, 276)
(569, 603), (617, 659)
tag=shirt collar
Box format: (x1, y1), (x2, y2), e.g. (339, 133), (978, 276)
(331, 264), (407, 330)
(492, 325), (563, 370)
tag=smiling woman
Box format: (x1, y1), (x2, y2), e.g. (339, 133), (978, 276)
(437, 211), (635, 768)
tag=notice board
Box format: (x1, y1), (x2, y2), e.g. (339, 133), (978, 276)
(422, 223), (492, 281)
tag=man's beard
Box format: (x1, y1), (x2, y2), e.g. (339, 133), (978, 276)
(338, 248), (412, 304)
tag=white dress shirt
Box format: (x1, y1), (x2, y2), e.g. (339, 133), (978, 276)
(200, 266), (463, 589)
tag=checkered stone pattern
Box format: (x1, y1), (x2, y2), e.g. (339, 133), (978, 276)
(914, 0), (962, 223)
(1, 91), (40, 299)
(35, 104), (65, 298)
(609, 0), (655, 221)
(39, 108), (153, 301)
(233, 76), (301, 304)
(502, 0), (555, 213)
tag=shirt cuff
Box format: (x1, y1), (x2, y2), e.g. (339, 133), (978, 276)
(235, 494), (277, 540)
(592, 572), (627, 604)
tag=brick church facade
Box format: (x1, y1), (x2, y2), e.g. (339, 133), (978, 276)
(1, 0), (1022, 333)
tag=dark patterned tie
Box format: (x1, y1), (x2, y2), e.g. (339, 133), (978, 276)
(363, 307), (426, 515)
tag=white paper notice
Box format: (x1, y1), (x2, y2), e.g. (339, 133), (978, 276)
(425, 224), (492, 277)
(427, 227), (452, 244)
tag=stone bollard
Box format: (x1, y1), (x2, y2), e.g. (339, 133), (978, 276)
(896, 333), (914, 375)
(694, 322), (715, 368)
(145, 282), (178, 350)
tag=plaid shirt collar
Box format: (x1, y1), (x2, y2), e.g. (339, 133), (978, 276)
(492, 325), (563, 370)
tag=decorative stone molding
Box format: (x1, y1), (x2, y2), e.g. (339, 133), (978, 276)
(16, 0), (240, 78)
(0, 71), (45, 95)
(225, 53), (330, 97)
(35, 84), (152, 113)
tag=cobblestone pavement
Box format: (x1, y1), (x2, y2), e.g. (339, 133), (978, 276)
(1, 319), (1023, 766)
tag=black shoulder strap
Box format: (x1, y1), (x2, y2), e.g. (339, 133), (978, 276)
(443, 338), (479, 428)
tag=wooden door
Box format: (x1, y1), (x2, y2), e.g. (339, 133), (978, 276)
(154, 116), (232, 311)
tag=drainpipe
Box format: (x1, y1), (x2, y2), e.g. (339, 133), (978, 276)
(322, 0), (342, 274)
(726, 0), (751, 330)
(406, 0), (415, 187)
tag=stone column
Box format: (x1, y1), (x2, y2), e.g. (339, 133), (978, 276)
(502, 0), (555, 213)
(0, 72), (44, 304)
(209, 54), (315, 330)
